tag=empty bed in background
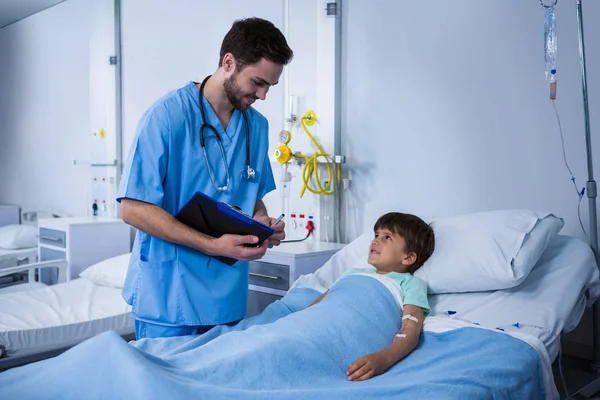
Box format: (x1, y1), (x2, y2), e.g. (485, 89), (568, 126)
(0, 253), (134, 371)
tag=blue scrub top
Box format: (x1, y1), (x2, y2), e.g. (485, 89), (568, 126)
(117, 81), (276, 327)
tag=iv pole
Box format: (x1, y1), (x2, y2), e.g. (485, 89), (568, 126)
(575, 0), (598, 263)
(541, 0), (600, 396)
(567, 0), (600, 397)
(576, 0), (600, 379)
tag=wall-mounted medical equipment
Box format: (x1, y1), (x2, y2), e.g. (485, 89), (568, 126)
(262, 0), (343, 245)
(270, 105), (345, 244)
(274, 109), (344, 198)
(272, 106), (346, 245)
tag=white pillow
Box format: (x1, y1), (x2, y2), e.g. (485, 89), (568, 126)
(0, 224), (38, 249)
(511, 214), (565, 281)
(291, 209), (563, 294)
(79, 253), (132, 288)
(415, 210), (564, 293)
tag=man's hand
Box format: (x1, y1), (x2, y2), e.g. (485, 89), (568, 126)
(254, 215), (286, 248)
(121, 198), (274, 261)
(211, 234), (269, 262)
(346, 352), (392, 382)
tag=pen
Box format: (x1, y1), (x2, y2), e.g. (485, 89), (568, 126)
(271, 214), (285, 227)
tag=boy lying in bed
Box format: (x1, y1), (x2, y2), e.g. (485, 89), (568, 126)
(307, 212), (435, 382)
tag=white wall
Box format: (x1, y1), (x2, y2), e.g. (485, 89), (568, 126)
(1, 0), (599, 244)
(341, 0), (600, 244)
(0, 0), (90, 216)
(120, 0), (285, 154)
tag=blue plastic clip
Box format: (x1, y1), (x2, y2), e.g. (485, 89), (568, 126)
(447, 310), (457, 315)
(513, 323), (521, 328)
(581, 188), (586, 196)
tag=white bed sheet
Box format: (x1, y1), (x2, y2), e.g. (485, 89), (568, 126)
(0, 282), (47, 294)
(0, 247), (37, 268)
(0, 277), (133, 356)
(428, 234), (600, 361)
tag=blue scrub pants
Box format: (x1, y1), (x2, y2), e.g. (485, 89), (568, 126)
(134, 319), (240, 340)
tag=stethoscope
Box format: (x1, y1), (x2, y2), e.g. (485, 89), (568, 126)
(199, 75), (255, 192)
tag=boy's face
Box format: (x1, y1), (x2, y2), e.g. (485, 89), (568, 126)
(368, 228), (416, 273)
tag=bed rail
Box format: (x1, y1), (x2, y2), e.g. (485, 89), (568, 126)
(0, 260), (68, 284)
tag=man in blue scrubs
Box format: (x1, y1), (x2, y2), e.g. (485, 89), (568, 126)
(117, 18), (293, 339)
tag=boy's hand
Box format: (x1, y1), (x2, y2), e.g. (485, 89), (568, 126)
(346, 352), (391, 381)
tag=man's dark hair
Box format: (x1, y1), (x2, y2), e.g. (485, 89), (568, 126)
(374, 212), (435, 274)
(219, 17), (294, 68)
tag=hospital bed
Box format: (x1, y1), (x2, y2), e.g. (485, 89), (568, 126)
(282, 214), (600, 399)
(0, 209), (598, 400)
(0, 253), (134, 371)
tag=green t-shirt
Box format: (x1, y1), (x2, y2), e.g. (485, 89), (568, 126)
(338, 267), (430, 316)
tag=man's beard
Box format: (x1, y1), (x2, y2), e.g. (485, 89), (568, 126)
(223, 72), (256, 111)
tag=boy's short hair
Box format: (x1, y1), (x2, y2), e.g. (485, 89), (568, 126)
(374, 212), (435, 274)
(219, 17), (294, 68)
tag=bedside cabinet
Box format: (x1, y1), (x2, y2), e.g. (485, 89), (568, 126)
(38, 217), (131, 284)
(246, 241), (346, 318)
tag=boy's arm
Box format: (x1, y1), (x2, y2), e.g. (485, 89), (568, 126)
(347, 304), (424, 381)
(380, 304), (424, 364)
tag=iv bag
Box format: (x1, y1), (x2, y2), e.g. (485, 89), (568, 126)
(544, 6), (557, 80)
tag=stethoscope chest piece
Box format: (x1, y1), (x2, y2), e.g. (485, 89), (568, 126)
(242, 165), (256, 181)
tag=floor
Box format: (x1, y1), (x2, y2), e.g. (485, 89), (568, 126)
(553, 355), (600, 399)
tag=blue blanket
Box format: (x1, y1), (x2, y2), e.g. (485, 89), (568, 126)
(0, 276), (547, 400)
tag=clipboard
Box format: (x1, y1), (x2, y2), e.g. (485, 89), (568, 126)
(174, 191), (275, 266)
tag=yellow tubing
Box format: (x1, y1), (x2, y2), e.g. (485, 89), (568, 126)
(297, 110), (341, 198)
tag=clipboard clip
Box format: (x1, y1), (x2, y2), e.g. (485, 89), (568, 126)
(226, 204), (252, 219)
